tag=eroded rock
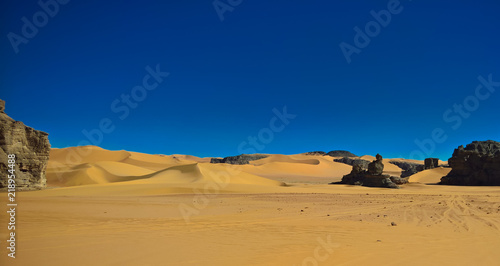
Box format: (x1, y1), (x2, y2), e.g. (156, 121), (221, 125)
(440, 140), (500, 186)
(336, 154), (402, 188)
(0, 99), (50, 190)
(210, 154), (268, 165)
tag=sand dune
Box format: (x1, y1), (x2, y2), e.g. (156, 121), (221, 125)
(410, 167), (452, 184)
(47, 147), (287, 191)
(46, 161), (156, 186)
(251, 154), (320, 166)
(47, 147), (415, 188)
(50, 146), (131, 164)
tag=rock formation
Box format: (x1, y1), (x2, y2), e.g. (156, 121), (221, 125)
(210, 158), (225, 163)
(0, 99), (51, 190)
(424, 158), (439, 169)
(367, 154), (384, 175)
(333, 157), (370, 170)
(335, 154), (405, 188)
(440, 140), (500, 186)
(388, 161), (425, 178)
(303, 151), (327, 156)
(325, 150), (357, 157)
(210, 154), (268, 165)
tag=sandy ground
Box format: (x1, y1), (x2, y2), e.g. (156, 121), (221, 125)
(1, 146), (499, 265)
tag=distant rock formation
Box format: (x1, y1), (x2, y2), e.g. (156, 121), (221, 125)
(388, 161), (424, 178)
(440, 140), (500, 186)
(210, 154), (268, 165)
(325, 150), (357, 157)
(0, 99), (51, 190)
(210, 158), (225, 163)
(424, 158), (439, 170)
(303, 151), (327, 156)
(334, 157), (370, 170)
(335, 154), (405, 188)
(367, 154), (384, 175)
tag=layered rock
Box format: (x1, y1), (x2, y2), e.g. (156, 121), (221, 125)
(440, 140), (500, 186)
(210, 154), (268, 165)
(0, 99), (51, 190)
(336, 154), (404, 188)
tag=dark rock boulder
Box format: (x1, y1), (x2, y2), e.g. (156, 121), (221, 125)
(335, 154), (401, 188)
(333, 157), (370, 170)
(367, 154), (384, 175)
(424, 158), (439, 169)
(325, 150), (357, 157)
(440, 140), (500, 186)
(0, 99), (51, 190)
(210, 154), (268, 165)
(388, 161), (425, 178)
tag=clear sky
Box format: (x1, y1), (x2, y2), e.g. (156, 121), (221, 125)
(1, 0), (499, 160)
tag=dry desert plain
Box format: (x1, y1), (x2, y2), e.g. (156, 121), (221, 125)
(2, 146), (500, 265)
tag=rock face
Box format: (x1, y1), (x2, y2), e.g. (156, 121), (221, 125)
(0, 99), (51, 190)
(424, 158), (439, 169)
(333, 157), (370, 170)
(336, 154), (404, 189)
(210, 154), (268, 165)
(440, 140), (500, 186)
(388, 161), (425, 178)
(326, 150), (357, 157)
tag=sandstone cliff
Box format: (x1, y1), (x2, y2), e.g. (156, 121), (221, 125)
(0, 99), (50, 190)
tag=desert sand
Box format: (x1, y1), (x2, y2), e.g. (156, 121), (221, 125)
(1, 146), (500, 265)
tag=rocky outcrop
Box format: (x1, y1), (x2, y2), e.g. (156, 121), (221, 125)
(440, 140), (500, 186)
(388, 161), (424, 178)
(326, 150), (357, 157)
(210, 154), (268, 165)
(424, 158), (439, 169)
(367, 154), (384, 175)
(303, 151), (327, 156)
(335, 154), (404, 188)
(333, 157), (370, 169)
(0, 99), (51, 190)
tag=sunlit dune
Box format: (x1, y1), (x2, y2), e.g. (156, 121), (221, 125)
(410, 167), (452, 184)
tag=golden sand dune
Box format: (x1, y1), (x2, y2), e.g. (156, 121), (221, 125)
(46, 147), (286, 191)
(173, 154), (211, 163)
(46, 161), (155, 186)
(251, 154), (320, 166)
(50, 146), (131, 164)
(46, 146), (414, 188)
(360, 154), (376, 161)
(410, 167), (452, 184)
(242, 160), (352, 184)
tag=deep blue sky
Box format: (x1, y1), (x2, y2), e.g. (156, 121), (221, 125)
(1, 0), (499, 160)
